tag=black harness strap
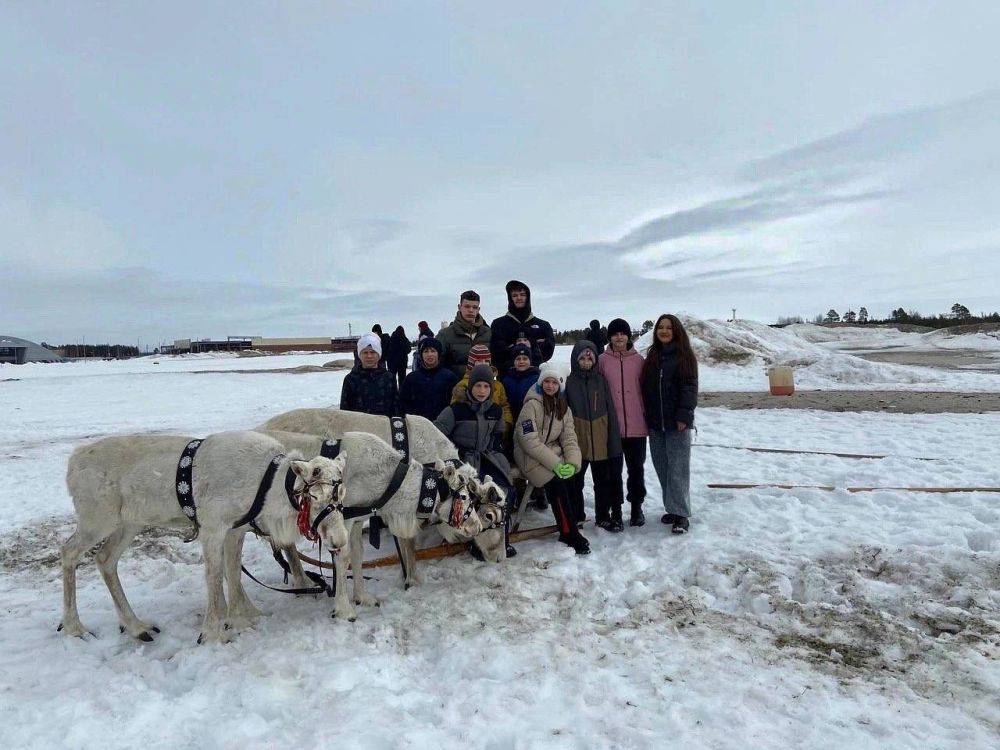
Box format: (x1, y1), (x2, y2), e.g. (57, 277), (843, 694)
(283, 467), (300, 510)
(320, 438), (341, 459)
(232, 453), (285, 532)
(240, 562), (333, 596)
(174, 439), (203, 540)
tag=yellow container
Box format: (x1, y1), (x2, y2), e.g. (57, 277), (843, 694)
(767, 366), (795, 396)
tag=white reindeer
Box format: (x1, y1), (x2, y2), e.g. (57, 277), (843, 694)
(298, 432), (507, 622)
(61, 430), (349, 643)
(258, 409), (507, 572)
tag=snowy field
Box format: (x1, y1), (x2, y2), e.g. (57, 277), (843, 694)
(1, 325), (999, 749)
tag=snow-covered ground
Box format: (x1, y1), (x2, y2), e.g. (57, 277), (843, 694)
(1, 329), (998, 749)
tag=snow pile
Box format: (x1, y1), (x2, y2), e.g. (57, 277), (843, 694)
(922, 326), (1000, 352)
(635, 317), (949, 388)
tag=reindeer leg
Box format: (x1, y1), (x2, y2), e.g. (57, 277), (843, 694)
(223, 531), (261, 630)
(331, 525), (357, 621)
(349, 522), (379, 608)
(60, 521), (114, 638)
(198, 531), (231, 644)
(400, 537), (422, 590)
(94, 523), (157, 641)
(280, 543), (313, 590)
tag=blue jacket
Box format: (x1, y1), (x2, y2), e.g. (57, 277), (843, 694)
(501, 367), (540, 421)
(400, 363), (459, 421)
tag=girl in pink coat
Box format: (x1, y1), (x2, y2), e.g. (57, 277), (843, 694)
(598, 318), (649, 526)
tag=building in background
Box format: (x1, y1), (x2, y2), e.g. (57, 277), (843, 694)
(0, 336), (65, 364)
(162, 335), (360, 355)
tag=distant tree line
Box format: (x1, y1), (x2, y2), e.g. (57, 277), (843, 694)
(808, 303), (999, 329)
(44, 343), (141, 359)
(553, 319), (656, 345)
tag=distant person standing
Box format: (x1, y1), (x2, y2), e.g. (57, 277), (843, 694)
(340, 332), (399, 417)
(437, 290), (491, 378)
(411, 320), (434, 370)
(489, 280), (555, 377)
(587, 320), (607, 352)
(400, 337), (458, 421)
(599, 318), (649, 526)
(371, 324), (392, 369)
(641, 314), (698, 535)
(386, 325), (410, 390)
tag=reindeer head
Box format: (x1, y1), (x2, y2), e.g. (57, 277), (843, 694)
(464, 473), (508, 563)
(289, 458), (349, 551)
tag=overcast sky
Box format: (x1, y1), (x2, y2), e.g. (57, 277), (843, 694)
(3, 1), (1000, 346)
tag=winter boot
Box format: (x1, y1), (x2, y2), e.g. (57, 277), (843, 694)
(558, 531), (591, 555)
(530, 487), (548, 511)
(661, 513), (676, 525)
(629, 503), (646, 527)
(671, 516), (690, 535)
(609, 505), (624, 533)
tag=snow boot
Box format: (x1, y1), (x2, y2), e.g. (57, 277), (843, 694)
(671, 516), (690, 535)
(629, 503), (645, 527)
(661, 513), (676, 525)
(558, 531), (591, 555)
(595, 516), (614, 532)
(609, 506), (624, 533)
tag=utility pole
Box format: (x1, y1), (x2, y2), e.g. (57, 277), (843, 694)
(731, 308), (737, 323)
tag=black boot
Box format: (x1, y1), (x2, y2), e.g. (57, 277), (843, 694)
(595, 516), (614, 531)
(558, 531), (591, 555)
(661, 513), (676, 525)
(609, 505), (624, 533)
(629, 503), (645, 527)
(671, 516), (690, 535)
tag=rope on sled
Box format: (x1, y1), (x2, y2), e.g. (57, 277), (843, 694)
(707, 483), (1000, 493)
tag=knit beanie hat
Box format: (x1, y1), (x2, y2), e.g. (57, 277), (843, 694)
(510, 343), (532, 361)
(469, 364), (494, 388)
(537, 363), (562, 389)
(417, 337), (443, 356)
(466, 344), (492, 369)
(607, 318), (632, 339)
(357, 332), (382, 356)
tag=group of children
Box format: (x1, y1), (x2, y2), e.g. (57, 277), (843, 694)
(340, 312), (699, 558)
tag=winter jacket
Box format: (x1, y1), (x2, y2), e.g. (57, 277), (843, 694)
(451, 370), (513, 435)
(599, 346), (649, 438)
(642, 344), (698, 431)
(565, 341), (622, 461)
(587, 321), (607, 352)
(501, 366), (540, 421)
(386, 328), (410, 371)
(513, 388), (582, 487)
(411, 326), (434, 370)
(489, 283), (555, 376)
(434, 394), (511, 480)
(400, 360), (458, 421)
(339, 365), (400, 417)
(437, 313), (492, 378)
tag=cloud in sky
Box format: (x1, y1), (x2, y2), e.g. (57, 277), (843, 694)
(2, 3), (999, 343)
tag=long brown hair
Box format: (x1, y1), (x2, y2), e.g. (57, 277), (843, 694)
(642, 314), (698, 384)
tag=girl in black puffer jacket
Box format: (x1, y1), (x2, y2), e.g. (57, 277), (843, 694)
(641, 314), (698, 534)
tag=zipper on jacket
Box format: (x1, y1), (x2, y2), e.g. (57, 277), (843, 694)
(619, 356), (628, 435)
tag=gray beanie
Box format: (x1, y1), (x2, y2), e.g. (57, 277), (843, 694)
(469, 364), (494, 388)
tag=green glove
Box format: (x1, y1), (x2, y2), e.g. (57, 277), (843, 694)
(554, 462), (576, 479)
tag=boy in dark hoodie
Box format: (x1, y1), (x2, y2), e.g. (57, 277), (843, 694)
(400, 337), (458, 421)
(501, 343), (541, 421)
(490, 280), (555, 377)
(565, 340), (624, 531)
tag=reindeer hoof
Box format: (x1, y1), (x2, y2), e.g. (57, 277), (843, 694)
(57, 623), (63, 632)
(150, 625), (161, 634)
(120, 625), (125, 633)
(137, 631), (154, 643)
(404, 583), (412, 591)
(197, 634), (203, 645)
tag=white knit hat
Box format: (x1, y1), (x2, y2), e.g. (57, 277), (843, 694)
(356, 332), (382, 356)
(537, 363), (563, 389)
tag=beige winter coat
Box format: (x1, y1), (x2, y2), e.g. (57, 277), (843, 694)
(513, 389), (582, 487)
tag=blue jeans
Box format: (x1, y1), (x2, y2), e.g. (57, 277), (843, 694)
(648, 429), (691, 518)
